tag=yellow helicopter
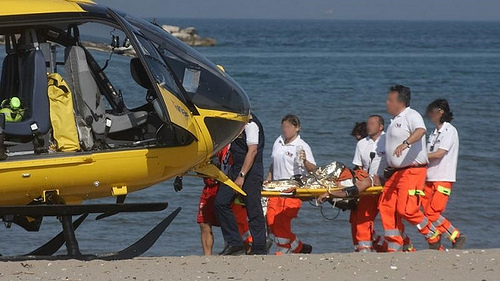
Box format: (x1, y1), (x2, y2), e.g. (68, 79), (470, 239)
(0, 0), (250, 260)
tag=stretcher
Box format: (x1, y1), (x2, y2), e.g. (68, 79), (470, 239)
(261, 162), (384, 200)
(261, 186), (383, 199)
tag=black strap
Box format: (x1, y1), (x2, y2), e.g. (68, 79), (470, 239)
(81, 46), (125, 112)
(30, 123), (47, 154)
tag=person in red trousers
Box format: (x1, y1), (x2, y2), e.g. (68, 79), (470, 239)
(350, 115), (386, 252)
(379, 85), (439, 252)
(266, 114), (316, 254)
(422, 99), (466, 250)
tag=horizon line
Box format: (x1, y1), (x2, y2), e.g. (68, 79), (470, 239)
(144, 17), (500, 23)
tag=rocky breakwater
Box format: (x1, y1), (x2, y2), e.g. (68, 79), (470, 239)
(162, 25), (216, 47)
(0, 24), (215, 57)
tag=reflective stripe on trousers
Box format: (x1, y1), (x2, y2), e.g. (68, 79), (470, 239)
(424, 223), (439, 240)
(433, 215), (446, 226)
(416, 217), (429, 231)
(357, 240), (373, 252)
(387, 242), (402, 252)
(385, 229), (402, 237)
(275, 238), (301, 253)
(443, 225), (458, 240)
(358, 240), (372, 247)
(275, 237), (290, 245)
(408, 189), (425, 196)
(431, 215), (458, 240)
(241, 230), (252, 242)
(289, 238), (301, 252)
(276, 246), (291, 255)
(437, 185), (451, 196)
(384, 229), (403, 252)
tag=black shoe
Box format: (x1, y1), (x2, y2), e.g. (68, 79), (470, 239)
(219, 245), (245, 256)
(247, 245), (267, 255)
(428, 241), (442, 250)
(299, 243), (312, 254)
(452, 235), (466, 249)
(429, 236), (442, 250)
(247, 249), (267, 255)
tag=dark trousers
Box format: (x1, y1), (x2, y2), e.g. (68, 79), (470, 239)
(215, 165), (267, 251)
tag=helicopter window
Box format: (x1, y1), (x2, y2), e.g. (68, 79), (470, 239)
(133, 34), (186, 104)
(121, 16), (250, 115)
(158, 47), (250, 115)
(77, 23), (146, 110)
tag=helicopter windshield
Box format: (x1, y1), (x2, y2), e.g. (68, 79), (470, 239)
(120, 14), (251, 116)
(133, 33), (186, 105)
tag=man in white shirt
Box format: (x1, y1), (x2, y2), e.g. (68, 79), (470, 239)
(379, 85), (439, 252)
(353, 115), (387, 178)
(422, 99), (466, 250)
(215, 113), (267, 255)
(350, 115), (386, 252)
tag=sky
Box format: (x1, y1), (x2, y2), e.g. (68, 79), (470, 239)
(96, 0), (500, 21)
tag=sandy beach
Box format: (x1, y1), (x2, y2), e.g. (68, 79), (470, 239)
(0, 249), (497, 281)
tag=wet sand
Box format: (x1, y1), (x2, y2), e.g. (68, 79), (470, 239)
(0, 249), (497, 281)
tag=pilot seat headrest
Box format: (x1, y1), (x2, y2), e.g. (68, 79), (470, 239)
(130, 58), (152, 90)
(17, 29), (40, 52)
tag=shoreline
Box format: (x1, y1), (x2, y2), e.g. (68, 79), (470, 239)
(1, 249), (497, 281)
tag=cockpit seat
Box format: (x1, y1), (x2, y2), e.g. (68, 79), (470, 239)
(0, 31), (51, 137)
(64, 46), (148, 135)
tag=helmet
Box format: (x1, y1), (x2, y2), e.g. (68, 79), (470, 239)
(9, 97), (21, 110)
(0, 97), (24, 122)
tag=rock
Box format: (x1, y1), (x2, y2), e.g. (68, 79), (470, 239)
(0, 26), (215, 49)
(161, 24), (215, 47)
(81, 41), (136, 57)
(180, 27), (196, 36)
(193, 37), (216, 47)
(162, 25), (180, 34)
(172, 32), (192, 42)
(169, 27), (216, 47)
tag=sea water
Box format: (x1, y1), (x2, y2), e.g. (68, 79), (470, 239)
(0, 19), (499, 256)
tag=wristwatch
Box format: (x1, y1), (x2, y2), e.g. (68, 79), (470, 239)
(403, 140), (411, 148)
(239, 172), (246, 178)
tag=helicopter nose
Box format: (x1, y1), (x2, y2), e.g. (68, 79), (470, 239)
(203, 85), (251, 153)
(189, 68), (251, 153)
(204, 116), (247, 153)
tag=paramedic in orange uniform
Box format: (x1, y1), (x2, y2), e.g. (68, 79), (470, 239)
(266, 115), (316, 254)
(422, 99), (466, 249)
(350, 115), (386, 252)
(232, 196), (253, 251)
(379, 85), (439, 252)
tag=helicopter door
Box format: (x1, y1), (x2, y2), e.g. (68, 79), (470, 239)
(108, 10), (197, 137)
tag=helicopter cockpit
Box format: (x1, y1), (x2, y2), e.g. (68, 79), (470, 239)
(0, 6), (250, 159)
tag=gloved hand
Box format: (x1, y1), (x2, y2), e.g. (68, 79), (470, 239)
(174, 176), (183, 192)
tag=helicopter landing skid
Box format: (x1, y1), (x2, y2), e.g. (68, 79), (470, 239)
(0, 204), (181, 261)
